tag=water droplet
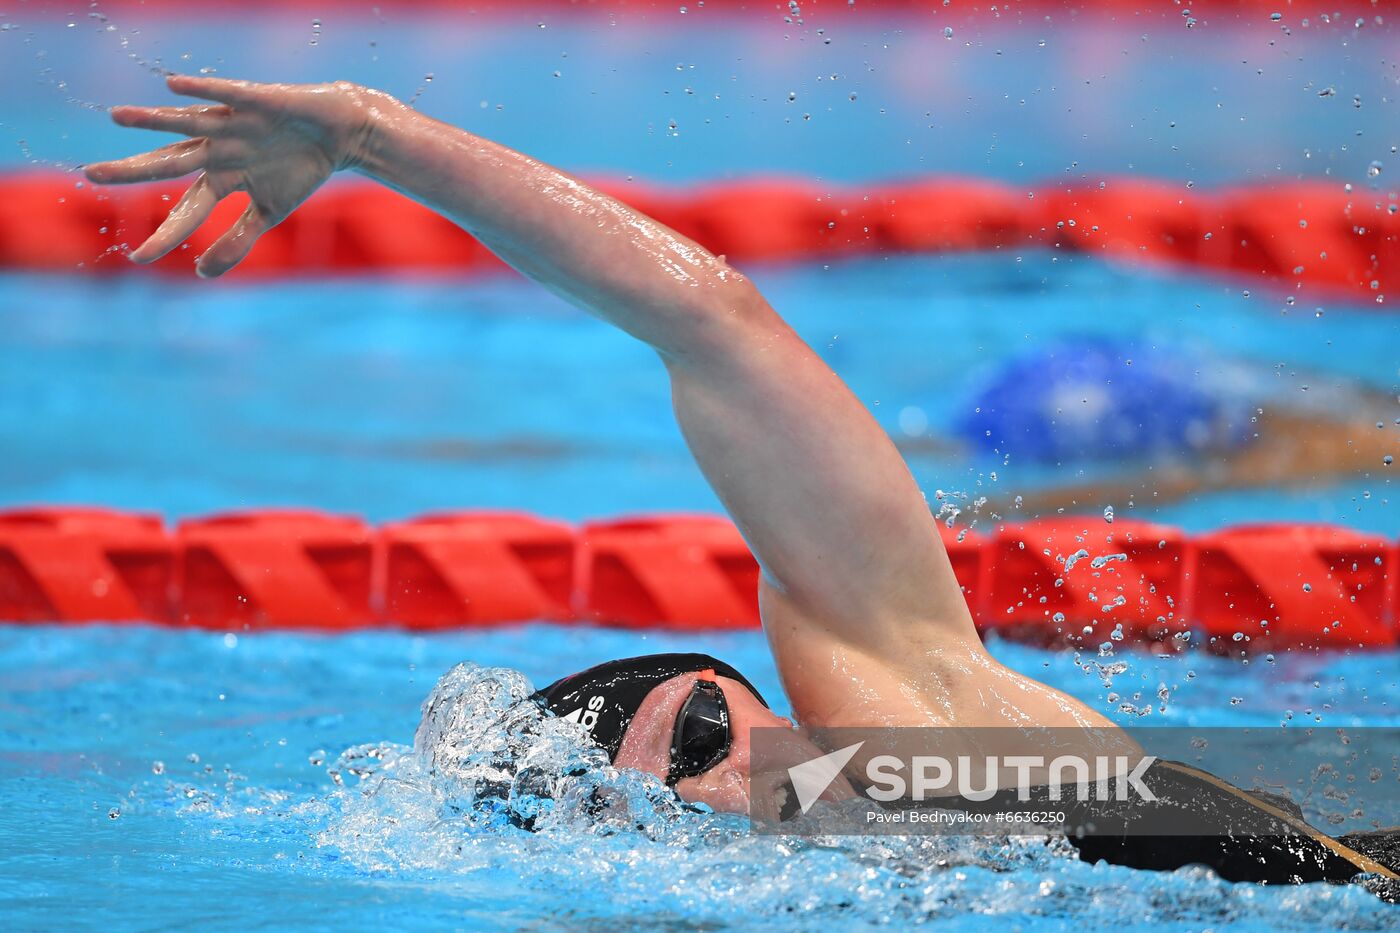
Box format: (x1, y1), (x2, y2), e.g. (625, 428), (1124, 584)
(108, 807), (121, 820)
(408, 74), (435, 107)
(1102, 505), (1114, 524)
(151, 760), (165, 775)
(896, 403), (929, 437)
(1367, 160), (1383, 177)
(944, 26), (954, 39)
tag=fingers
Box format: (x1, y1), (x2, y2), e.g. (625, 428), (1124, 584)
(111, 104), (231, 137)
(84, 138), (207, 185)
(166, 74), (273, 109)
(125, 172), (268, 275)
(129, 174), (219, 264)
(195, 202), (269, 278)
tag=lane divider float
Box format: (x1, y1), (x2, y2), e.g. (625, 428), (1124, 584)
(3, 173), (1395, 301)
(0, 506), (1395, 652)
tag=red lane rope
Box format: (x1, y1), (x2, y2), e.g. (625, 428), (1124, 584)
(4, 172), (1394, 301)
(1, 506), (1394, 651)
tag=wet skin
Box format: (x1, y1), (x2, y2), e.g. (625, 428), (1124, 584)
(612, 672), (856, 819)
(88, 75), (1139, 816)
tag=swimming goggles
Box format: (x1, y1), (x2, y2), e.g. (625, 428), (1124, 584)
(666, 672), (731, 786)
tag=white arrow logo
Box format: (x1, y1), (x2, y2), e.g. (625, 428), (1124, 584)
(787, 741), (864, 816)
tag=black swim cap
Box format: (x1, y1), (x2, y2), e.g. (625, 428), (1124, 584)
(531, 653), (769, 762)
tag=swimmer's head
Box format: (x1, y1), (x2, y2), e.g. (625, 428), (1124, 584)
(532, 653), (767, 761)
(532, 654), (848, 816)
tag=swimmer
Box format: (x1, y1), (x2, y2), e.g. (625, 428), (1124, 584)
(87, 76), (1399, 893)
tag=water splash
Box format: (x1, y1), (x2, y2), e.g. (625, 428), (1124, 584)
(276, 664), (1396, 927)
(314, 663), (702, 866)
(57, 626), (1398, 929)
(310, 662), (1082, 900)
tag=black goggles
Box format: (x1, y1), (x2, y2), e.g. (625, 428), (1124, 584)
(666, 674), (731, 786)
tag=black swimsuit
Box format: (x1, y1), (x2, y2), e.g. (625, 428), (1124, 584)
(902, 760), (1400, 899)
(1063, 760), (1398, 886)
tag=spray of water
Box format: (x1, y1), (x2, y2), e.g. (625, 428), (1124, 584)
(138, 663), (1397, 925)
(306, 662), (1071, 890)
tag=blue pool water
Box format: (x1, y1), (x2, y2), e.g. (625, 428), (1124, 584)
(1, 253), (1398, 930)
(3, 9), (1398, 188)
(1, 252), (1395, 532)
(3, 623), (1398, 931)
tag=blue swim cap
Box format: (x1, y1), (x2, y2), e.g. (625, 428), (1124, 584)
(958, 339), (1250, 462)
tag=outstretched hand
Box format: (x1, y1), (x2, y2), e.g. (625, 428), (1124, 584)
(85, 74), (382, 277)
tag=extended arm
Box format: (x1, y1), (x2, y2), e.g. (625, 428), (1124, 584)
(85, 76), (979, 667)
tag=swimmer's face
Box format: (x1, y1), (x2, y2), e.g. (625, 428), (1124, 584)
(613, 672), (854, 817)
